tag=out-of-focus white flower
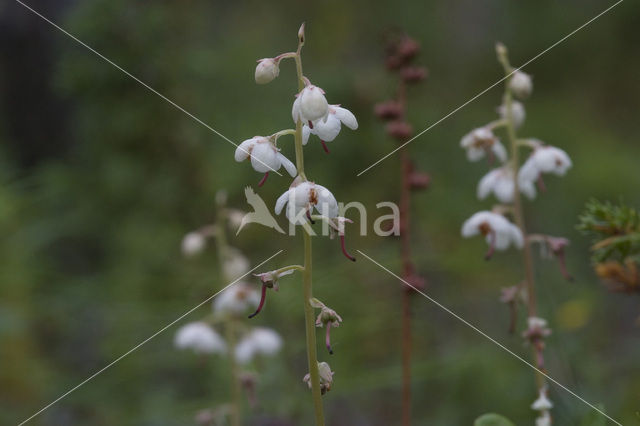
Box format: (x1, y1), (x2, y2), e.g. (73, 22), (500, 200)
(181, 232), (206, 257)
(214, 282), (260, 315)
(292, 84), (329, 124)
(460, 127), (507, 163)
(221, 248), (250, 281)
(302, 105), (358, 145)
(524, 316), (552, 340)
(255, 58), (280, 84)
(498, 101), (526, 128)
(174, 322), (227, 354)
(234, 136), (297, 177)
(535, 412), (552, 426)
(462, 211), (524, 258)
(275, 181), (338, 225)
(235, 327), (283, 364)
(477, 167), (536, 202)
(519, 145), (572, 184)
(531, 389), (553, 411)
(509, 70), (533, 98)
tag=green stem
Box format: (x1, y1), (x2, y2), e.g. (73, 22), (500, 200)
(293, 35), (325, 426)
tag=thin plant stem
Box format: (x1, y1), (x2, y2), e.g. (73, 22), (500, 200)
(293, 35), (325, 426)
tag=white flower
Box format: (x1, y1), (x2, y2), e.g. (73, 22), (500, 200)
(461, 211), (524, 255)
(477, 167), (536, 202)
(460, 127), (507, 163)
(292, 84), (329, 124)
(302, 105), (358, 144)
(275, 181), (338, 225)
(531, 389), (553, 411)
(498, 101), (526, 128)
(255, 268), (295, 290)
(234, 136), (297, 177)
(255, 58), (279, 84)
(174, 322), (227, 355)
(235, 327), (283, 364)
(181, 232), (206, 257)
(214, 282), (260, 315)
(509, 70), (533, 98)
(221, 248), (250, 281)
(535, 412), (552, 426)
(528, 316), (548, 330)
(520, 145), (572, 182)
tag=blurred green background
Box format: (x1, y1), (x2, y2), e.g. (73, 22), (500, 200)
(1, 0), (639, 424)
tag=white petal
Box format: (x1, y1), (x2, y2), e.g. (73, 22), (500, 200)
(492, 141), (508, 163)
(250, 142), (280, 173)
(519, 157), (539, 183)
(302, 125), (311, 145)
(291, 96), (301, 123)
(477, 169), (500, 200)
(314, 185), (339, 218)
(278, 152), (297, 177)
(234, 139), (256, 162)
(313, 115), (341, 142)
(275, 189), (291, 215)
(493, 176), (515, 203)
(509, 224), (524, 248)
(334, 106), (358, 130)
(520, 178), (537, 200)
(299, 86), (329, 122)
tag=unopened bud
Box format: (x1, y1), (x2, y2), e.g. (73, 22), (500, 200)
(386, 120), (413, 141)
(509, 70), (533, 99)
(374, 101), (404, 120)
(408, 171), (430, 190)
(495, 42), (508, 60)
(298, 22), (306, 44)
(401, 66), (428, 83)
(396, 37), (420, 61)
(255, 58), (280, 84)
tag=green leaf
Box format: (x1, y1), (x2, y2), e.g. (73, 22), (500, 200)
(474, 413), (516, 426)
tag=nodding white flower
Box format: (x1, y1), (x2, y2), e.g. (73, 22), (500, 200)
(235, 327), (283, 364)
(174, 322), (227, 355)
(477, 167), (536, 203)
(315, 305), (343, 355)
(535, 411), (552, 426)
(248, 269), (296, 319)
(275, 181), (338, 225)
(181, 232), (206, 257)
(292, 84), (329, 125)
(303, 361), (334, 395)
(520, 145), (572, 183)
(462, 211), (524, 259)
(460, 127), (507, 163)
(498, 101), (526, 128)
(234, 136), (297, 185)
(214, 282), (260, 315)
(221, 248), (250, 281)
(255, 58), (279, 84)
(531, 389), (553, 411)
(509, 70), (533, 98)
(302, 105), (358, 152)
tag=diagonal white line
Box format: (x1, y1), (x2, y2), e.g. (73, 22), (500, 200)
(14, 0), (283, 176)
(17, 250), (284, 426)
(357, 0), (624, 176)
(357, 250), (623, 426)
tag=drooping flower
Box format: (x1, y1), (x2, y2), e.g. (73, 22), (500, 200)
(303, 361), (334, 395)
(248, 268), (296, 319)
(255, 58), (280, 84)
(531, 388), (553, 411)
(523, 316), (552, 340)
(461, 211), (524, 259)
(315, 304), (343, 355)
(275, 181), (338, 225)
(498, 100), (526, 128)
(181, 232), (206, 257)
(460, 127), (507, 163)
(235, 327), (283, 364)
(214, 282), (260, 316)
(509, 70), (533, 99)
(234, 136), (297, 186)
(174, 322), (227, 355)
(221, 247), (250, 281)
(520, 145), (572, 180)
(477, 167), (536, 203)
(292, 84), (329, 126)
(302, 105), (358, 153)
(535, 411), (552, 426)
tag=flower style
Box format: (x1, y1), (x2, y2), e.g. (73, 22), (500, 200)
(460, 127), (507, 163)
(292, 83), (329, 126)
(302, 105), (358, 153)
(461, 211), (524, 259)
(477, 166), (536, 203)
(275, 181), (338, 225)
(214, 282), (261, 316)
(509, 70), (533, 99)
(234, 136), (297, 186)
(174, 322), (227, 355)
(498, 100), (526, 128)
(234, 327), (283, 364)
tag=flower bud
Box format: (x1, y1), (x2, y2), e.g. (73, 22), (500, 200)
(509, 70), (533, 99)
(374, 101), (404, 120)
(401, 66), (428, 83)
(386, 120), (413, 141)
(408, 171), (430, 190)
(255, 58), (280, 84)
(396, 37), (420, 61)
